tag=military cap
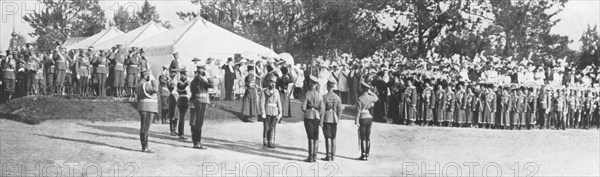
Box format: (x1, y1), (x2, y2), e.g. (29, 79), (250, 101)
(327, 76), (337, 85)
(310, 75), (319, 83)
(192, 57), (201, 62)
(360, 81), (372, 89)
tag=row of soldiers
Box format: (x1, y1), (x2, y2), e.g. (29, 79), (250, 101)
(1, 44), (150, 103)
(375, 72), (600, 130)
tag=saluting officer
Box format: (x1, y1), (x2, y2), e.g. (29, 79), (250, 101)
(526, 87), (537, 130)
(137, 69), (158, 153)
(465, 85), (475, 127)
(483, 85), (496, 129)
(405, 79), (418, 125)
(554, 89), (566, 130)
(2, 53), (16, 101)
(321, 77), (342, 161)
(355, 81), (378, 161)
(190, 63), (213, 149)
(176, 69), (191, 140)
(125, 48), (140, 98)
(302, 75), (324, 163)
(456, 82), (466, 127)
(445, 83), (455, 127)
(91, 50), (109, 96)
(435, 84), (446, 126)
(261, 75), (282, 149)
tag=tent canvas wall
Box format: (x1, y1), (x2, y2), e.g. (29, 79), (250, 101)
(132, 17), (276, 76)
(94, 21), (167, 50)
(65, 27), (124, 50)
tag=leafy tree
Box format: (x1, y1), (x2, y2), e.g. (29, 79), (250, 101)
(579, 24), (600, 67)
(23, 0), (106, 51)
(113, 5), (140, 32)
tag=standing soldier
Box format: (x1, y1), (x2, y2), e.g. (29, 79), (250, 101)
(435, 84), (446, 126)
(24, 53), (38, 95)
(566, 89), (577, 128)
(395, 80), (406, 125)
(277, 66), (294, 119)
(465, 85), (475, 127)
(64, 56), (74, 96)
(176, 69), (190, 140)
(518, 88), (527, 129)
(355, 81), (378, 161)
(538, 86), (550, 129)
(34, 53), (45, 95)
(582, 91), (592, 129)
(302, 75), (324, 162)
(500, 86), (510, 129)
(455, 82), (466, 127)
(574, 90), (583, 128)
(190, 64), (213, 149)
(261, 75), (282, 148)
(2, 53), (16, 101)
(44, 51), (55, 95)
(321, 77), (342, 161)
(75, 50), (90, 96)
(53, 47), (68, 95)
(110, 45), (126, 97)
(422, 81), (434, 126)
(527, 87), (537, 130)
(510, 88), (520, 130)
(92, 50), (108, 96)
(125, 48), (140, 98)
(445, 84), (455, 127)
(405, 79), (418, 125)
(484, 85), (496, 129)
(137, 69), (158, 153)
(158, 66), (171, 124)
(473, 85), (483, 128)
(554, 89), (566, 130)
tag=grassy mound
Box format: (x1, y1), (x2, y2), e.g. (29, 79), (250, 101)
(0, 96), (139, 125)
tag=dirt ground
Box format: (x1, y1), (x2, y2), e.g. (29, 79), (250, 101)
(1, 101), (599, 177)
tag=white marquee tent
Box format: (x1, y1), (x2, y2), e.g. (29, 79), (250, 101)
(64, 27), (124, 50)
(132, 17), (277, 76)
(94, 21), (167, 50)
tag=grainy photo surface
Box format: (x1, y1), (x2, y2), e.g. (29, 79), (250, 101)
(0, 0), (599, 176)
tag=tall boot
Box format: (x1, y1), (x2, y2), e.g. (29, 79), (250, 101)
(359, 140), (366, 160)
(263, 138), (268, 149)
(331, 138), (336, 161)
(312, 140), (318, 162)
(321, 138), (331, 161)
(304, 140), (313, 162)
(170, 120), (178, 136)
(365, 140), (370, 161)
(268, 128), (276, 148)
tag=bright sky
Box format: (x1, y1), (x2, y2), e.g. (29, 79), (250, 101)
(0, 0), (598, 51)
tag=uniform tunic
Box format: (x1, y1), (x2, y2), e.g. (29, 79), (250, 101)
(125, 55), (140, 88)
(465, 92), (474, 123)
(261, 88), (281, 140)
(527, 93), (537, 125)
(357, 91), (378, 141)
(435, 89), (446, 123)
(455, 89), (466, 123)
(483, 90), (496, 124)
(422, 87), (434, 122)
(137, 78), (158, 149)
(190, 74), (213, 144)
(405, 85), (418, 122)
(2, 57), (16, 92)
(445, 90), (455, 122)
(500, 91), (510, 126)
(322, 91), (342, 138)
(277, 73), (293, 117)
(302, 89), (324, 140)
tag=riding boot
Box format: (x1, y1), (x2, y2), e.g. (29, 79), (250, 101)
(359, 140), (366, 160)
(263, 138), (268, 149)
(331, 138), (336, 161)
(321, 138), (330, 161)
(304, 140), (313, 162)
(312, 140), (318, 162)
(365, 140), (370, 161)
(170, 120), (178, 136)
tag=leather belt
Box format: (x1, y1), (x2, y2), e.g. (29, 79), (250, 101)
(116, 63), (124, 66)
(98, 64), (106, 67)
(4, 69), (14, 72)
(128, 65), (138, 67)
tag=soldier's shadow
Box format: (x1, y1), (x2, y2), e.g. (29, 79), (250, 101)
(34, 134), (140, 152)
(79, 124), (310, 161)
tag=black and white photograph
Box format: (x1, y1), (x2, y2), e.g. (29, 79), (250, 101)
(0, 0), (599, 176)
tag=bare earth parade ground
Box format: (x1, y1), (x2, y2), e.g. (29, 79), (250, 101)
(0, 100), (598, 177)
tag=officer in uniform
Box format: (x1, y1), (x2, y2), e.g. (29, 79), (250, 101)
(483, 84), (496, 129)
(75, 50), (90, 96)
(110, 45), (126, 97)
(355, 81), (378, 161)
(554, 89), (566, 130)
(445, 83), (455, 127)
(44, 51), (55, 95)
(422, 81), (434, 126)
(321, 77), (342, 161)
(125, 48), (140, 98)
(261, 75), (282, 148)
(301, 75), (324, 162)
(176, 69), (190, 140)
(538, 86), (550, 129)
(92, 50), (109, 96)
(2, 53), (16, 101)
(465, 85), (475, 127)
(405, 79), (417, 125)
(53, 47), (68, 95)
(158, 65), (172, 124)
(190, 63), (213, 149)
(527, 87), (537, 130)
(137, 69), (158, 153)
(500, 86), (510, 129)
(456, 82), (466, 127)
(435, 84), (445, 126)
